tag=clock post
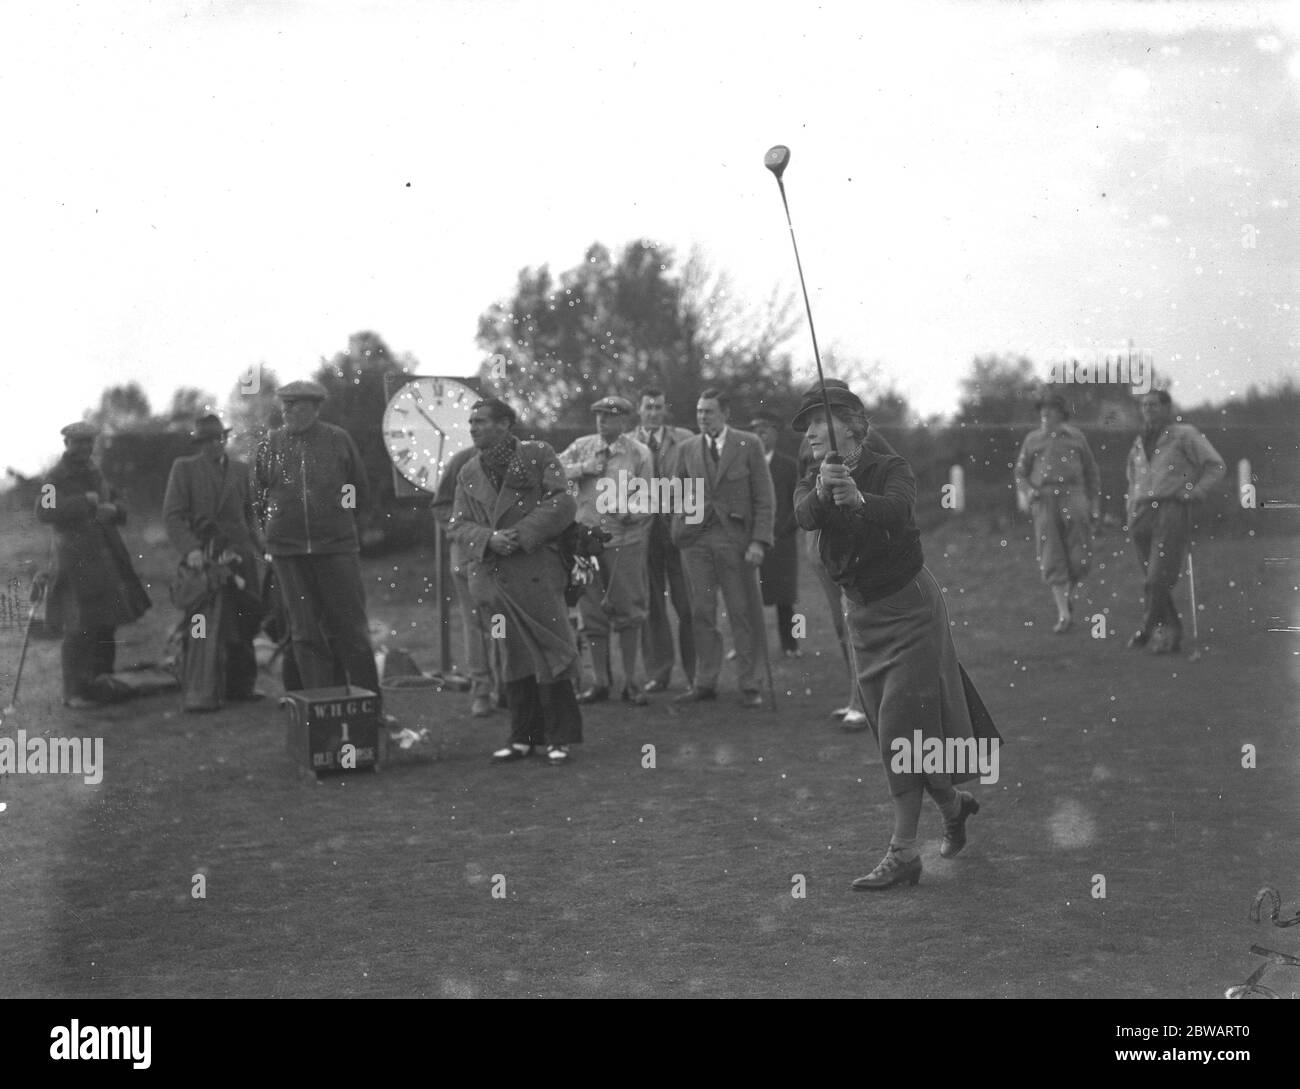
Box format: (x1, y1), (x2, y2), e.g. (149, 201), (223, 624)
(381, 373), (479, 679)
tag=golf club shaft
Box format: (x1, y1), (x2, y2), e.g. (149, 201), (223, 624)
(6, 587), (43, 711)
(775, 178), (839, 458)
(1187, 552), (1198, 641)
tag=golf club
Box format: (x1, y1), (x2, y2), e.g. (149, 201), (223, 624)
(764, 143), (840, 463)
(3, 579), (46, 715)
(1187, 552), (1202, 660)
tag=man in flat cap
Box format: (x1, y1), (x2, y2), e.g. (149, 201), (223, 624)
(1124, 388), (1225, 653)
(1014, 389), (1101, 633)
(36, 422), (151, 708)
(557, 395), (655, 703)
(750, 411), (802, 658)
(670, 388), (775, 708)
(163, 413), (265, 705)
(632, 387), (696, 693)
(253, 380), (381, 696)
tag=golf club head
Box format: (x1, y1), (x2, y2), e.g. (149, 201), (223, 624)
(764, 144), (791, 179)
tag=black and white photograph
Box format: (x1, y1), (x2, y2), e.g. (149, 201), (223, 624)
(1, 0), (1297, 1045)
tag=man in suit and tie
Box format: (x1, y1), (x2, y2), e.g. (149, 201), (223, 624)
(670, 389), (775, 708)
(163, 413), (264, 702)
(632, 387), (696, 693)
(750, 411), (801, 657)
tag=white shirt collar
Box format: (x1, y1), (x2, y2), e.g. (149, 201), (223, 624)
(706, 425), (729, 451)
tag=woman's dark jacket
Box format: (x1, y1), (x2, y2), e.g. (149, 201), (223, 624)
(793, 446), (924, 604)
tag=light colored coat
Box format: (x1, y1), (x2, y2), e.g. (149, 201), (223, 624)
(448, 440), (578, 683)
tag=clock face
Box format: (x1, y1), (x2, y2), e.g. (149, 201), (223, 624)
(382, 376), (478, 492)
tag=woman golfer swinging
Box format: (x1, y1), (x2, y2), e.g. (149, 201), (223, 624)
(792, 384), (1001, 890)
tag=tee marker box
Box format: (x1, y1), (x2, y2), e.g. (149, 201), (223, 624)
(281, 685), (382, 778)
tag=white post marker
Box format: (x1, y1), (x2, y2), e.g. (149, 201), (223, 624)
(949, 465), (965, 512)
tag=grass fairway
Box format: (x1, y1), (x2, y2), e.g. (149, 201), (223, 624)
(2, 511), (1297, 998)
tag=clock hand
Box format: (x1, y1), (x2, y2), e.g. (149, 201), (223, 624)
(414, 404), (446, 436)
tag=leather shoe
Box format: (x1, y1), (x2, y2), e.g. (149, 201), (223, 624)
(673, 687), (717, 703)
(576, 686), (610, 704)
(851, 849), (922, 890)
(63, 696), (101, 710)
(491, 744), (534, 763)
(642, 679), (670, 693)
(738, 691), (762, 709)
(621, 685), (649, 706)
(1126, 630), (1149, 649)
(940, 793), (980, 858)
(470, 696), (494, 717)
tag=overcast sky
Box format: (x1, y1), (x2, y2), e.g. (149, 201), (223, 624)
(1, 0), (1297, 476)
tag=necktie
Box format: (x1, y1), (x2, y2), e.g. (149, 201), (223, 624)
(647, 432), (660, 455)
(709, 437), (720, 464)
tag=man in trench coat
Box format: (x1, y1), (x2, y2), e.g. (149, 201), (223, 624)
(36, 422), (151, 708)
(448, 398), (583, 764)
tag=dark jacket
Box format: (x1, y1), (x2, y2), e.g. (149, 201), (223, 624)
(760, 451), (799, 606)
(793, 447), (923, 604)
(163, 452), (261, 563)
(36, 455), (152, 631)
(254, 421), (368, 556)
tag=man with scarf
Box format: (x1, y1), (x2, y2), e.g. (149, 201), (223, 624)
(36, 422), (151, 709)
(448, 399), (584, 765)
(1125, 389), (1225, 653)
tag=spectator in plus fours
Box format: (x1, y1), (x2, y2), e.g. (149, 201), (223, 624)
(1125, 389), (1226, 654)
(750, 411), (801, 658)
(163, 413), (266, 703)
(36, 422), (151, 709)
(1014, 391), (1100, 633)
(448, 398), (583, 764)
(558, 396), (655, 705)
(253, 380), (381, 697)
(632, 388), (696, 693)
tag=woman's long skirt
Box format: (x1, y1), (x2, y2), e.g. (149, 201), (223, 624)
(845, 565), (1000, 796)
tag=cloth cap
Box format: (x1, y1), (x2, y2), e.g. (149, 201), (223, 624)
(749, 411), (783, 430)
(790, 386), (869, 433)
(591, 396), (634, 416)
(60, 421), (100, 440)
(277, 380), (327, 402)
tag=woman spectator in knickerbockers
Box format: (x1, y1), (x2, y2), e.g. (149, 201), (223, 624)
(1013, 390), (1100, 633)
(792, 384), (1000, 890)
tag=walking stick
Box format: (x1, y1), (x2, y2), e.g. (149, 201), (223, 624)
(1187, 551), (1202, 661)
(742, 564), (779, 711)
(4, 578), (47, 714)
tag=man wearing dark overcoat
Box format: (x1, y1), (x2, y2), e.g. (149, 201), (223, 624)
(448, 399), (583, 764)
(163, 413), (264, 701)
(36, 422), (151, 708)
(670, 389), (775, 708)
(750, 411), (801, 657)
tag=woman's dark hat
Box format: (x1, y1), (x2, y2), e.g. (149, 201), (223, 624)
(790, 386), (869, 433)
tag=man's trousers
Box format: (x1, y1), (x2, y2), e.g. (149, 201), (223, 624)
(641, 520), (695, 687)
(1130, 501), (1192, 640)
(271, 553), (380, 693)
(680, 523), (763, 695)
